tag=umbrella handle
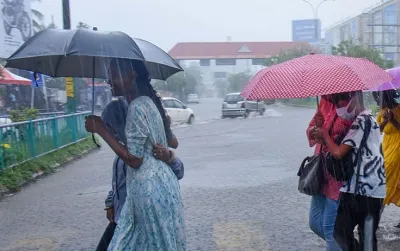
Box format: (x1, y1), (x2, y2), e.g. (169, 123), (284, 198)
(92, 133), (100, 148)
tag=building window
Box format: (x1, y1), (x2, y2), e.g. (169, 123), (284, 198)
(252, 59), (265, 66)
(372, 10), (383, 46)
(383, 4), (397, 46)
(215, 58), (236, 65)
(214, 72), (227, 78)
(199, 59), (210, 66)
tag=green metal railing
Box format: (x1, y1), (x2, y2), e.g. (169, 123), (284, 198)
(0, 112), (90, 170)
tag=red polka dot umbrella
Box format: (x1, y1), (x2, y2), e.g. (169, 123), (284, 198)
(241, 54), (393, 100)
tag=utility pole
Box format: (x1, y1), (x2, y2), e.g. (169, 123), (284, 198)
(62, 0), (71, 29)
(62, 0), (76, 113)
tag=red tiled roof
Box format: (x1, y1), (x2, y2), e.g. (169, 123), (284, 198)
(168, 41), (312, 60)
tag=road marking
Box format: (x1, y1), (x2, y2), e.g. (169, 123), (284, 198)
(213, 221), (272, 251)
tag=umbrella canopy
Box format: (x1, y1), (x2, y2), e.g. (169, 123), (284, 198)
(371, 66), (400, 91)
(241, 54), (392, 100)
(0, 66), (31, 85)
(5, 28), (183, 80)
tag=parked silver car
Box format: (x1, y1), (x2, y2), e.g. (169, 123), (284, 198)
(221, 93), (266, 118)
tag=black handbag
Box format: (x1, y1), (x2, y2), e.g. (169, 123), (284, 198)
(297, 116), (337, 196)
(297, 152), (325, 196)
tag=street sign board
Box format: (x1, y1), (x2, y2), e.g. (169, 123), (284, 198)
(292, 19), (321, 43)
(30, 72), (43, 87)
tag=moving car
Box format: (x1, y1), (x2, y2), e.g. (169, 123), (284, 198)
(162, 97), (195, 124)
(221, 92), (266, 118)
(187, 94), (200, 103)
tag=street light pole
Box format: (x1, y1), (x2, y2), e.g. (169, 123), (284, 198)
(301, 0), (334, 42)
(301, 0), (334, 19)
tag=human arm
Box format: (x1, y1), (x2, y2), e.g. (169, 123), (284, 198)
(313, 127), (352, 159)
(168, 136), (179, 149)
(153, 144), (184, 180)
(85, 115), (143, 168)
(306, 109), (324, 146)
(104, 190), (114, 223)
(165, 115), (178, 149)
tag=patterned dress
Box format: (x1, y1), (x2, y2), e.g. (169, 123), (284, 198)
(108, 96), (187, 251)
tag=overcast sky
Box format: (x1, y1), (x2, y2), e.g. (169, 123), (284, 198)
(32, 0), (383, 51)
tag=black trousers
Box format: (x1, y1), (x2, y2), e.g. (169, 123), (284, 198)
(96, 222), (117, 251)
(334, 193), (383, 251)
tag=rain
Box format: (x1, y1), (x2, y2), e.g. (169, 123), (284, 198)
(0, 0), (400, 251)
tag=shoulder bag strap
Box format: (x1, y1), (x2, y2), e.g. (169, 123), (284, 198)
(353, 115), (372, 194)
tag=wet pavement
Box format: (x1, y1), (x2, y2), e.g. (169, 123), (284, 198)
(0, 99), (399, 251)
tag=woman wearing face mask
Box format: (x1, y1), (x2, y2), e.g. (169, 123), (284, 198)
(306, 94), (353, 251)
(313, 91), (386, 251)
(376, 90), (400, 227)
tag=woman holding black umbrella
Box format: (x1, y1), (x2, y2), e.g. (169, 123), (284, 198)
(85, 59), (186, 251)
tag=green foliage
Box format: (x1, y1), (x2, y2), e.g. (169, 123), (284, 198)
(264, 47), (313, 66)
(332, 41), (394, 69)
(0, 137), (98, 192)
(9, 108), (39, 122)
(227, 72), (252, 93)
(214, 79), (229, 98)
(154, 64), (204, 100)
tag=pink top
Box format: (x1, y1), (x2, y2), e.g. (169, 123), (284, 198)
(306, 97), (353, 201)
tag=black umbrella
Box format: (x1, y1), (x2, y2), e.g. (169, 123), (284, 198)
(5, 28), (183, 80)
(5, 28), (183, 146)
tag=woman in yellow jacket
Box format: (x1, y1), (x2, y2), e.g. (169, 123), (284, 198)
(376, 90), (400, 227)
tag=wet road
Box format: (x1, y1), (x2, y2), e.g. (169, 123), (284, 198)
(0, 99), (399, 251)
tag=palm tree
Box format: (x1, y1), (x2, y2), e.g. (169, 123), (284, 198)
(76, 22), (91, 29)
(31, 0), (46, 34)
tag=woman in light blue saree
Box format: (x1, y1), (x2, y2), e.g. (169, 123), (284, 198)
(85, 59), (186, 251)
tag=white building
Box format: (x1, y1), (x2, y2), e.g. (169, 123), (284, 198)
(324, 0), (399, 64)
(168, 41), (312, 87)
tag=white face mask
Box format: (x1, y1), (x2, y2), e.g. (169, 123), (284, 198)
(336, 101), (356, 121)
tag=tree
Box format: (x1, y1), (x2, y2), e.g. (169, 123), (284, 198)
(154, 64), (204, 100)
(264, 47), (313, 66)
(76, 22), (91, 29)
(227, 72), (252, 93)
(332, 41), (394, 69)
(32, 0), (46, 34)
(213, 79), (229, 98)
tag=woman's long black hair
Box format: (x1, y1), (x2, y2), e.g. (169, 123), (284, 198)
(374, 90), (399, 109)
(110, 58), (172, 139)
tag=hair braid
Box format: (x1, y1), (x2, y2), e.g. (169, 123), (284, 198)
(136, 77), (172, 139)
(112, 59), (172, 139)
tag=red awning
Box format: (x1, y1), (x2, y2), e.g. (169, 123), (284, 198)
(0, 66), (31, 85)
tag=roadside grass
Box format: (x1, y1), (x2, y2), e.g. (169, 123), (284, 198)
(0, 136), (99, 193)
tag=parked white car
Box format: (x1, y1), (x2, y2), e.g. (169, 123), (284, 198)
(187, 94), (200, 104)
(162, 97), (195, 124)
